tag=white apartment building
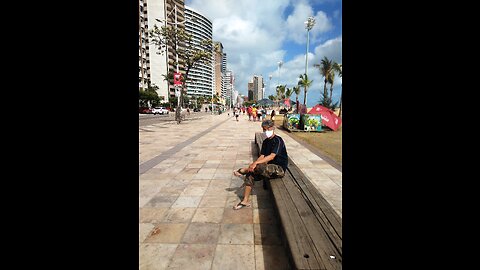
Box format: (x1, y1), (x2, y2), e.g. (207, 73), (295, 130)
(184, 6), (214, 98)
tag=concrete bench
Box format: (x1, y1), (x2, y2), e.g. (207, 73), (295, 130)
(255, 132), (342, 270)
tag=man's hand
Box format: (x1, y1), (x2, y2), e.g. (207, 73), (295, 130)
(248, 162), (257, 172)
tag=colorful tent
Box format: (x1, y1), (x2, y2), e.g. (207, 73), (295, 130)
(307, 104), (342, 131)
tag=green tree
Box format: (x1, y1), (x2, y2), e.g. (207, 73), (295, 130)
(149, 23), (216, 122)
(314, 56), (333, 105)
(298, 74), (313, 106)
(332, 63), (342, 117)
(139, 83), (160, 107)
(292, 85), (301, 113)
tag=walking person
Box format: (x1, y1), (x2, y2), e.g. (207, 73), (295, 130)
(232, 120), (288, 210)
(235, 107), (240, 121)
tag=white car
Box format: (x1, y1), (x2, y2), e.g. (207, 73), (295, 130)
(152, 107), (169, 115)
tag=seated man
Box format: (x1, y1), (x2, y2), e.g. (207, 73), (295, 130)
(232, 120), (288, 210)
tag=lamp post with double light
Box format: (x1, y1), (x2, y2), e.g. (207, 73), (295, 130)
(303, 16), (315, 106)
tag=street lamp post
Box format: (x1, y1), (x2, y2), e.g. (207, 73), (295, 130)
(304, 16), (315, 107)
(277, 61), (283, 108)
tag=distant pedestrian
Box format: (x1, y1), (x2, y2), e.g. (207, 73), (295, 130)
(270, 109), (276, 121)
(235, 108), (240, 121)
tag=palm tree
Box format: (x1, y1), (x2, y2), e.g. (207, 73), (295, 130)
(285, 87), (293, 109)
(314, 56), (333, 105)
(276, 84), (286, 108)
(298, 74), (313, 107)
(292, 85), (301, 113)
(327, 72), (335, 106)
(332, 63), (342, 117)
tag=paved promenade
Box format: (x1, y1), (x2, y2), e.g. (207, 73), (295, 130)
(139, 112), (342, 269)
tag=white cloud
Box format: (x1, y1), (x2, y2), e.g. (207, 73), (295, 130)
(285, 2), (332, 44)
(264, 36), (342, 106)
(184, 0), (340, 107)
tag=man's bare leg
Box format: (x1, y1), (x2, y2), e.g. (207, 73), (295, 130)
(242, 185), (252, 204)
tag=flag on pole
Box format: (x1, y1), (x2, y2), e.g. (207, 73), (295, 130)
(173, 73), (182, 85)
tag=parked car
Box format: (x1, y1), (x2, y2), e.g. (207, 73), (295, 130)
(139, 107), (152, 114)
(152, 107), (169, 115)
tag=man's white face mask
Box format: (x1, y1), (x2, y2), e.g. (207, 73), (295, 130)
(265, 130), (274, 138)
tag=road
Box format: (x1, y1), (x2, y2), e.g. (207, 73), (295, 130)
(139, 111), (222, 127)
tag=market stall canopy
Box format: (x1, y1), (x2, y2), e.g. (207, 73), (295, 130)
(307, 104), (342, 131)
(257, 98), (274, 106)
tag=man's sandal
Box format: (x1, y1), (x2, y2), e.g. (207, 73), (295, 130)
(233, 202), (251, 210)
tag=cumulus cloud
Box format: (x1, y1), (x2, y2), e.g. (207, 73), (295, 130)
(185, 0), (341, 106)
(285, 2), (332, 44)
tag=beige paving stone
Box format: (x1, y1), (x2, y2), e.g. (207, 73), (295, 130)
(222, 207), (253, 224)
(211, 244), (255, 270)
(144, 196), (179, 208)
(139, 243), (178, 270)
(254, 244), (291, 270)
(162, 207), (196, 223)
(198, 196), (228, 208)
(191, 207), (224, 223)
(140, 223), (155, 243)
(173, 173), (195, 180)
(181, 223), (221, 244)
(226, 195), (244, 208)
(156, 185), (185, 196)
(214, 168), (232, 174)
(140, 207), (168, 223)
(185, 163), (204, 169)
(193, 173), (215, 179)
(180, 186), (208, 196)
(165, 179), (190, 187)
(208, 179), (231, 188)
(166, 244), (216, 270)
(204, 186), (235, 196)
(143, 223), (188, 244)
(212, 173), (232, 180)
(171, 196), (202, 208)
(218, 224), (254, 244)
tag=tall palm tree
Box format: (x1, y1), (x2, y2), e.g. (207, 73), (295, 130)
(285, 87), (293, 110)
(298, 74), (313, 107)
(314, 56), (333, 105)
(276, 84), (286, 107)
(332, 62), (342, 116)
(292, 85), (301, 113)
(328, 72), (335, 105)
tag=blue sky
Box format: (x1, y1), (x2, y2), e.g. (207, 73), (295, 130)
(185, 0), (342, 107)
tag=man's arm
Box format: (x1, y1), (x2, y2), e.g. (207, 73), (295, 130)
(248, 153), (276, 172)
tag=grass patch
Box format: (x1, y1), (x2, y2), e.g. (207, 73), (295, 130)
(273, 114), (342, 166)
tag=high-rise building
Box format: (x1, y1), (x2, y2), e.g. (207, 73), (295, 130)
(224, 70), (234, 106)
(139, 0), (151, 90)
(184, 6), (214, 98)
(248, 81), (254, 101)
(253, 75), (264, 101)
(249, 75), (264, 101)
(146, 0), (169, 101)
(213, 42), (224, 101)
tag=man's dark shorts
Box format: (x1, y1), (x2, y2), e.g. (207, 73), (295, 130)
(244, 163), (285, 187)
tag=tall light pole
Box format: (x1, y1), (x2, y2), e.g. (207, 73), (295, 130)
(304, 16), (315, 107)
(277, 61), (283, 108)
